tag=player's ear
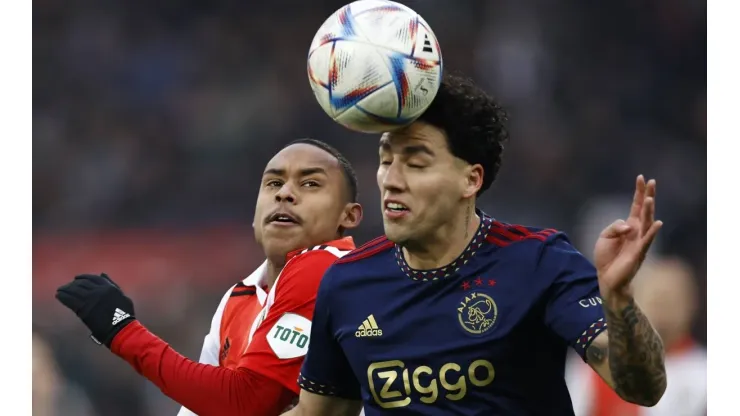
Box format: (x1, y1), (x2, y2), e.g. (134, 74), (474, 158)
(461, 163), (484, 199)
(340, 202), (363, 231)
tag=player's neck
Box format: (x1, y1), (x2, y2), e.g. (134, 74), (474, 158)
(403, 210), (480, 270)
(264, 259), (285, 291)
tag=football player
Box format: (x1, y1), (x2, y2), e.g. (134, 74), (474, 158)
(56, 139), (363, 416)
(287, 75), (667, 415)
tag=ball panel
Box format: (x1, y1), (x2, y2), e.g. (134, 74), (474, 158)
(328, 40), (392, 116)
(309, 10), (343, 54)
(334, 104), (411, 134)
(350, 81), (400, 123)
(398, 58), (442, 119)
(309, 76), (333, 119)
(352, 3), (417, 55)
(410, 16), (442, 62)
(347, 0), (410, 15)
(307, 42), (334, 87)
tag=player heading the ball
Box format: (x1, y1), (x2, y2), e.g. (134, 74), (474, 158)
(285, 73), (667, 416)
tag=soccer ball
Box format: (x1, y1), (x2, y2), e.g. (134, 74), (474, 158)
(307, 0), (443, 133)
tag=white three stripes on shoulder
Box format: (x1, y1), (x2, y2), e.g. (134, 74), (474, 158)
(300, 245), (351, 258)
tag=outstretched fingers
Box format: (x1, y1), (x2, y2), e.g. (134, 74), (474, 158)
(600, 219), (632, 239)
(639, 220), (663, 259)
(628, 175), (647, 220)
(639, 179), (657, 236)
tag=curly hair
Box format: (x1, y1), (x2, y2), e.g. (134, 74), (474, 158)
(417, 73), (509, 196)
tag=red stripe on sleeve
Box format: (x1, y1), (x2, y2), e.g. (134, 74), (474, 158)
(490, 223), (525, 241)
(111, 321), (294, 416)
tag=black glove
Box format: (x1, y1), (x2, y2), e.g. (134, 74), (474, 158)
(55, 273), (136, 347)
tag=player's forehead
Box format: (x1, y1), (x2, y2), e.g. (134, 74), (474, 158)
(263, 143), (341, 176)
(379, 121), (448, 154)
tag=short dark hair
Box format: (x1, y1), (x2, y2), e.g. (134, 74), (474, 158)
(287, 138), (359, 202)
(418, 73), (509, 196)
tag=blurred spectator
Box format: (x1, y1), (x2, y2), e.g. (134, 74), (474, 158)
(33, 331), (96, 416)
(566, 257), (707, 416)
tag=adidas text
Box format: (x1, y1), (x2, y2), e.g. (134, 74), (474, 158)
(355, 315), (383, 337)
(355, 328), (383, 337)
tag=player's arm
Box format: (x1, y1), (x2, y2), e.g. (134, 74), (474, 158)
(111, 319), (295, 416)
(127, 249), (343, 415)
(287, 265), (363, 416)
(585, 302), (665, 407)
(539, 234), (664, 407)
(176, 286), (232, 416)
(56, 274), (294, 416)
(586, 176), (667, 406)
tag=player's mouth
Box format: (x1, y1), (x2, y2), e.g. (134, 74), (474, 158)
(383, 200), (410, 220)
(266, 211), (301, 227)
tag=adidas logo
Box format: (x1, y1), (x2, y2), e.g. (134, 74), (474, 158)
(422, 34), (433, 53)
(112, 308), (130, 326)
(355, 314), (383, 338)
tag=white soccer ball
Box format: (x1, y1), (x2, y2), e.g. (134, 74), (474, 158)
(307, 0), (443, 133)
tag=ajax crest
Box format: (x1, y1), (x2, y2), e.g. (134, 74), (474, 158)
(458, 292), (498, 335)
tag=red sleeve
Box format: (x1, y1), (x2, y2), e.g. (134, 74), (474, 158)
(111, 322), (294, 416)
(238, 251), (338, 394)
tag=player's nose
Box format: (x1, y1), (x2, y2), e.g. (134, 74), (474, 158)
(274, 183), (297, 204)
(380, 161), (406, 192)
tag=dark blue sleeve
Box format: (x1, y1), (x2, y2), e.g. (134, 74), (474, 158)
(298, 266), (361, 400)
(539, 233), (607, 362)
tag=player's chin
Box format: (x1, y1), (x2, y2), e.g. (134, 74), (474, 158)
(382, 222), (412, 244)
(262, 224), (303, 242)
(262, 233), (306, 258)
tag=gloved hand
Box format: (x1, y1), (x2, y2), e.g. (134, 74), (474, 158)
(55, 273), (136, 347)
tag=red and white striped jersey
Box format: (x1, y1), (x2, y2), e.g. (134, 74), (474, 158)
(177, 237), (355, 416)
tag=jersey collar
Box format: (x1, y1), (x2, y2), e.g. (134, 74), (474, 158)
(394, 210), (493, 282)
(241, 236), (356, 305)
(285, 236), (356, 261)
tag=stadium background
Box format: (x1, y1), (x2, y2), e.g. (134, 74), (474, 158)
(33, 0), (706, 414)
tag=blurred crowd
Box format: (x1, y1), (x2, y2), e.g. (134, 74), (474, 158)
(33, 0), (706, 414)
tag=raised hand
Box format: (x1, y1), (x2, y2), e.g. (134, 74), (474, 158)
(593, 175), (663, 303)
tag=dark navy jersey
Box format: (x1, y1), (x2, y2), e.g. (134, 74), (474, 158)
(298, 211), (607, 415)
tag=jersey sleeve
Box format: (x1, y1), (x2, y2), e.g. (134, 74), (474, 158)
(237, 251), (339, 395)
(297, 264), (361, 400)
(539, 233), (607, 362)
(176, 286), (232, 416)
(112, 321), (294, 416)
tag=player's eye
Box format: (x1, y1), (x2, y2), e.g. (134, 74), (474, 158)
(407, 163), (426, 169)
(265, 180), (283, 187)
(302, 180), (320, 187)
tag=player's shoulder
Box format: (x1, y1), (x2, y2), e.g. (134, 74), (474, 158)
(314, 235), (395, 290)
(483, 220), (589, 274)
(333, 235), (395, 265)
(286, 243), (354, 271)
(274, 243), (356, 294)
(297, 243), (355, 260)
(485, 220), (560, 247)
(485, 220), (576, 251)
